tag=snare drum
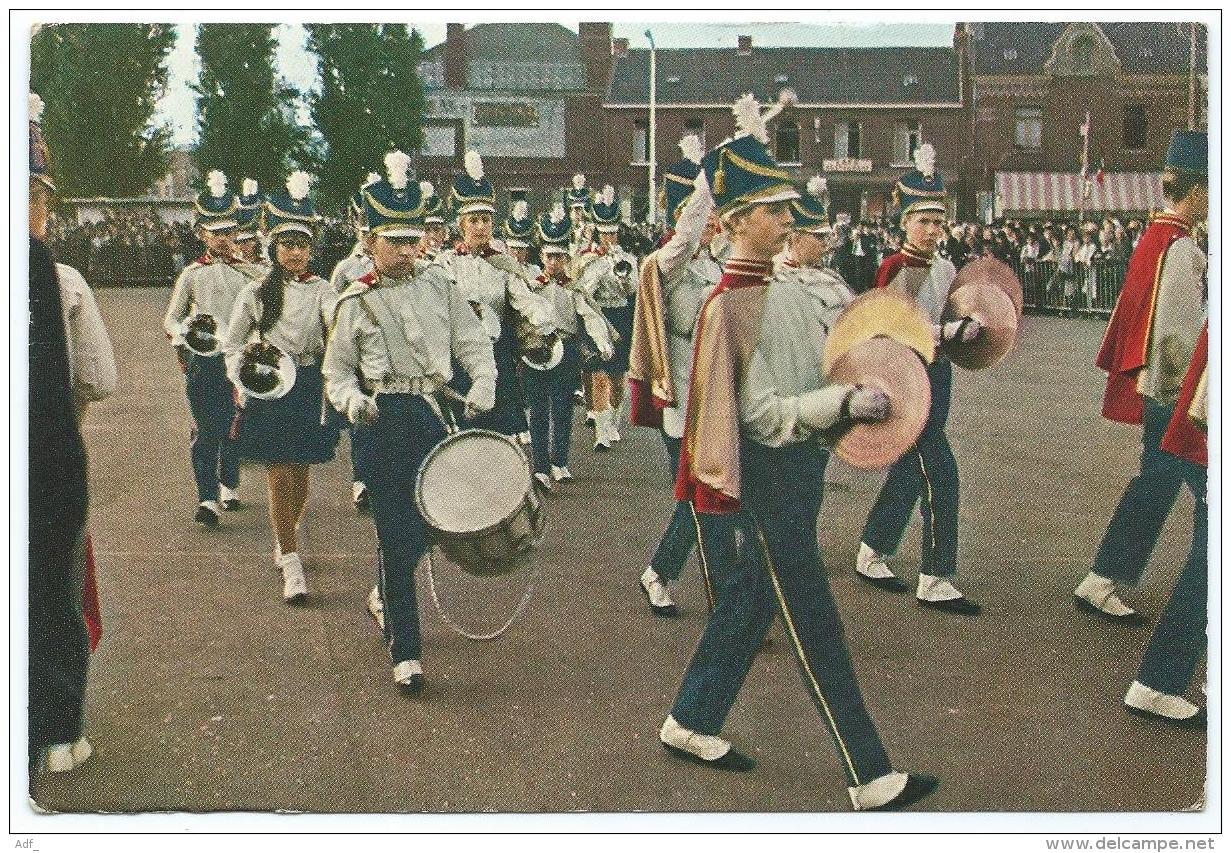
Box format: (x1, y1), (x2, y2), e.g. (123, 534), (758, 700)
(415, 429), (546, 576)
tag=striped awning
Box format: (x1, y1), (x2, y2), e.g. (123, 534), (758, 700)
(995, 172), (1164, 213)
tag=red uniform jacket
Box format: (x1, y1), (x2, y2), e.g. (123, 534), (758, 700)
(1160, 321), (1207, 466)
(874, 245), (932, 289)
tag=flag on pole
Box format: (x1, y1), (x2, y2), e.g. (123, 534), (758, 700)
(1095, 158), (1105, 185)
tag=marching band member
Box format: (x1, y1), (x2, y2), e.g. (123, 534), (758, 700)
(853, 144), (982, 616)
(660, 95), (936, 811)
(782, 176), (841, 274)
(234, 178), (265, 264)
(1077, 130), (1207, 636)
(436, 150), (555, 437)
(162, 170), (264, 528)
(628, 135), (722, 617)
(224, 171), (340, 604)
(419, 181), (448, 262)
(323, 150), (496, 694)
(523, 205), (614, 490)
(329, 173), (380, 513)
(575, 186), (638, 450)
(502, 200), (541, 280)
(566, 173), (593, 255)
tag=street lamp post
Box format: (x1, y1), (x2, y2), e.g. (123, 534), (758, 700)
(646, 29), (656, 225)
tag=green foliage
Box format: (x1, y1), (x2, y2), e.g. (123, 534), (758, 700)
(193, 24), (310, 193)
(30, 23), (175, 198)
(305, 24), (426, 213)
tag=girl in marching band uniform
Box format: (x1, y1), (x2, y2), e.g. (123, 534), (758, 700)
(523, 205), (614, 490)
(224, 171), (340, 604)
(435, 150), (555, 438)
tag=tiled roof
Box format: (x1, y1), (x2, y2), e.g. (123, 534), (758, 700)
(969, 21), (1206, 75)
(422, 22), (581, 62)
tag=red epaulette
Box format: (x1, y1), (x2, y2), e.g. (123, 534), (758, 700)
(191, 254), (212, 266)
(356, 272), (378, 285)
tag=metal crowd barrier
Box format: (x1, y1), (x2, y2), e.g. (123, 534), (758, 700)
(1009, 259), (1126, 317)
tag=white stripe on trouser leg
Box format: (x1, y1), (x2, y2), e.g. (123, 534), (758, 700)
(688, 502), (716, 612)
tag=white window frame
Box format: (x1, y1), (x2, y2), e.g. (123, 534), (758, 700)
(890, 121), (922, 167)
(1014, 106), (1043, 150)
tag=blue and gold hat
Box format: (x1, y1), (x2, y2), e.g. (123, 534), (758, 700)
(895, 143), (946, 221)
(660, 135), (704, 228)
(420, 181), (447, 225)
(349, 172), (382, 235)
(194, 170), (241, 231)
(591, 185), (621, 232)
(566, 174), (591, 213)
(537, 204), (570, 254)
(264, 171), (319, 239)
(29, 93), (55, 192)
(235, 178), (264, 239)
(452, 150), (495, 216)
(704, 94), (799, 221)
(1165, 130), (1207, 176)
(363, 151), (426, 238)
(503, 200), (535, 249)
(790, 175), (830, 233)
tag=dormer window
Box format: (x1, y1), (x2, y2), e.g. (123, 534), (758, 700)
(666, 75), (681, 84)
(775, 74), (788, 84)
(1003, 48), (1018, 61)
(903, 74), (918, 86)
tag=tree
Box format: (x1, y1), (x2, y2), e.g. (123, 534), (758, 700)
(30, 24), (176, 198)
(193, 24), (309, 191)
(305, 24), (427, 213)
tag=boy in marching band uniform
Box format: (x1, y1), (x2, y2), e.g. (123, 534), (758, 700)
(523, 205), (614, 490)
(323, 150), (496, 694)
(163, 170), (265, 528)
(234, 179), (265, 265)
(502, 200), (541, 281)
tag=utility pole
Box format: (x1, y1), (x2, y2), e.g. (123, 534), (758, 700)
(1188, 22), (1199, 130)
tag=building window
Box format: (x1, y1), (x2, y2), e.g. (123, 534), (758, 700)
(1014, 107), (1043, 150)
(834, 121), (861, 159)
(633, 119), (649, 163)
(891, 122), (922, 165)
(684, 118), (705, 148)
(1002, 48), (1017, 61)
(1072, 34), (1095, 74)
(1123, 104), (1147, 150)
(775, 120), (801, 164)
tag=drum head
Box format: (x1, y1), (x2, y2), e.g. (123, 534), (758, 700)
(827, 338), (931, 469)
(416, 429), (532, 535)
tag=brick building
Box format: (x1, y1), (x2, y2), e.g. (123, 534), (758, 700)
(968, 21), (1207, 219)
(601, 30), (975, 221)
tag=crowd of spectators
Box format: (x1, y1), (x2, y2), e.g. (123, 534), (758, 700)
(46, 212), (203, 288)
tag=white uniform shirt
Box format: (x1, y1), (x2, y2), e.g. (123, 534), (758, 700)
(57, 263), (117, 406)
(223, 274), (338, 388)
(329, 249), (373, 294)
(435, 248), (555, 340)
(529, 275), (610, 346)
(323, 262), (496, 416)
(1141, 232), (1206, 407)
(162, 255), (266, 347)
(576, 247), (639, 308)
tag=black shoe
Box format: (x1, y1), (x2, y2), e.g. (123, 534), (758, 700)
(1073, 595), (1148, 626)
(662, 742), (756, 773)
(221, 498), (242, 511)
(855, 572), (910, 593)
(354, 489), (370, 513)
(867, 773), (940, 811)
(194, 504), (220, 528)
(1125, 704), (1206, 730)
(397, 675), (424, 696)
(638, 580), (679, 618)
(917, 596), (981, 616)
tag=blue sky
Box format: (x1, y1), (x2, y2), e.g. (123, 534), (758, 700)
(157, 21), (957, 146)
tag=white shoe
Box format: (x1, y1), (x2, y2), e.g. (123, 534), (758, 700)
(551, 465), (573, 482)
(533, 472), (553, 491)
(44, 737), (92, 773)
(1074, 571), (1141, 620)
(278, 553), (309, 603)
(351, 481), (366, 501)
(219, 485), (242, 510)
(1124, 680), (1201, 721)
(585, 410), (597, 427)
(916, 573), (964, 603)
(856, 542), (897, 580)
(393, 659), (424, 693)
(640, 567), (678, 617)
(367, 585), (385, 631)
(593, 410), (614, 451)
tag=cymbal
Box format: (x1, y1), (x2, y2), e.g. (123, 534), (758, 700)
(823, 288), (935, 376)
(942, 283), (1019, 371)
(952, 255), (1023, 317)
(826, 337), (932, 469)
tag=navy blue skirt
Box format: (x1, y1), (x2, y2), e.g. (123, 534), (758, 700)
(601, 302), (635, 373)
(233, 362), (340, 465)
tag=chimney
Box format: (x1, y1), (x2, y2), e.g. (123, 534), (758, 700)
(578, 22), (614, 91)
(737, 35), (752, 55)
(612, 37), (629, 58)
(445, 22), (466, 89)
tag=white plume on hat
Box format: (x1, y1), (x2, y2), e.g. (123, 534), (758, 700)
(601, 185), (615, 206)
(464, 149), (484, 181)
(549, 203), (565, 225)
(807, 175), (827, 198)
(206, 170), (228, 198)
(286, 171), (312, 201)
(364, 171), (381, 187)
(512, 200), (529, 220)
(29, 92), (45, 122)
(572, 173), (585, 190)
(678, 134), (704, 165)
(913, 143), (936, 178)
(241, 178), (258, 197)
(384, 149), (411, 190)
(419, 180), (435, 198)
(732, 94), (768, 144)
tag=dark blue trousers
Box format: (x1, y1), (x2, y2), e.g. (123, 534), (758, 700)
(861, 359), (958, 577)
(522, 340), (580, 475)
(352, 395), (448, 665)
(650, 434), (698, 584)
(671, 439), (893, 788)
(184, 353), (240, 503)
(1093, 399), (1207, 587)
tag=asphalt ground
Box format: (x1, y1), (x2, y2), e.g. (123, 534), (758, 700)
(29, 287), (1208, 818)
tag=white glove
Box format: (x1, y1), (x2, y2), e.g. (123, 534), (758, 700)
(463, 385), (495, 420)
(348, 394), (380, 426)
(844, 385), (891, 423)
(941, 316), (983, 344)
(598, 342), (615, 361)
(796, 386), (851, 431)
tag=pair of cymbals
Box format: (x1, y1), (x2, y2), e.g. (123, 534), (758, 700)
(940, 256), (1022, 371)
